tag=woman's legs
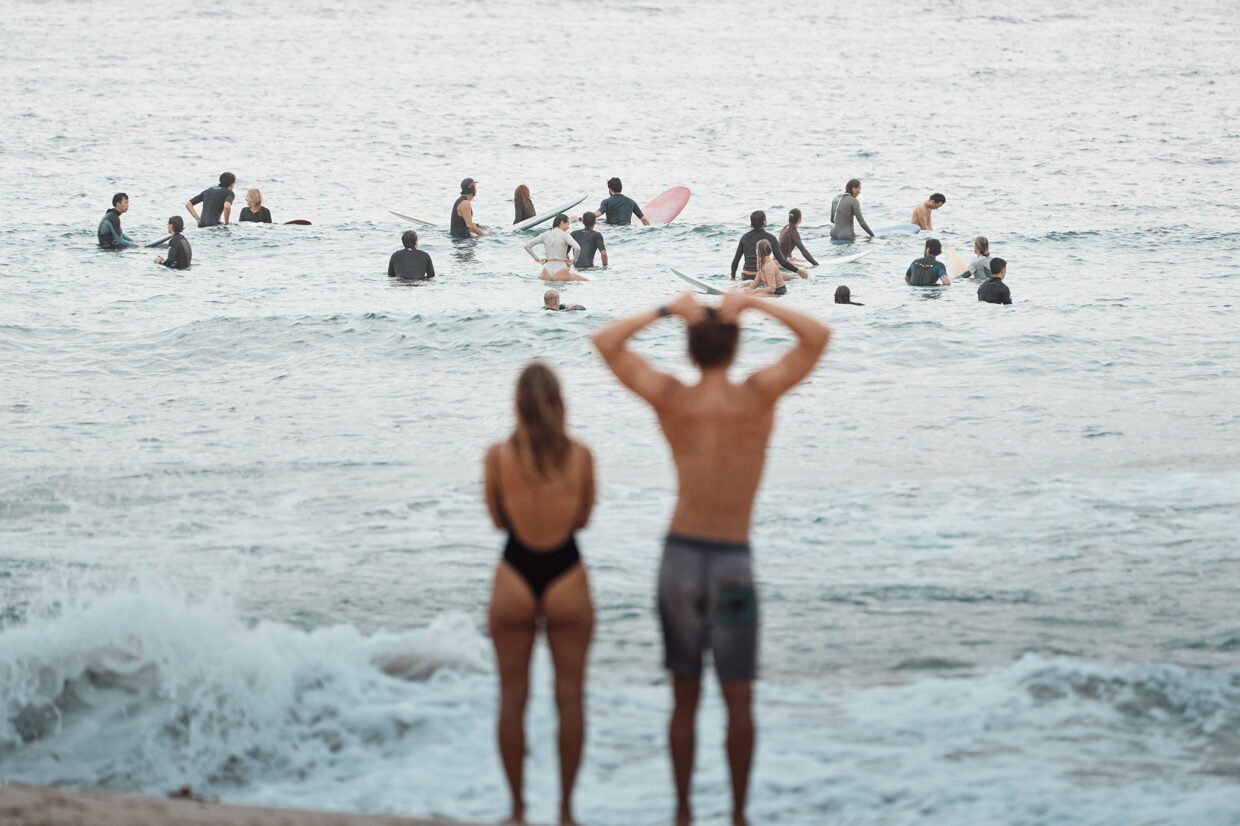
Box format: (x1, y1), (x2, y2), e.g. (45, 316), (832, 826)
(489, 564), (538, 824)
(542, 565), (594, 825)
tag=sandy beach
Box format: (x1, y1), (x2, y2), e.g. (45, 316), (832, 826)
(0, 785), (479, 826)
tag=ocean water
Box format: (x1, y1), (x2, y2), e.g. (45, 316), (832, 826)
(2, 0), (1239, 823)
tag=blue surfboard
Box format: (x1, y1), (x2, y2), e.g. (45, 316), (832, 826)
(874, 223), (921, 238)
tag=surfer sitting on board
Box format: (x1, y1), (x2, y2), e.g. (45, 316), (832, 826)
(911, 193), (946, 231)
(959, 236), (992, 279)
(591, 177), (650, 226)
(154, 216), (191, 269)
(778, 208), (818, 266)
(743, 240), (788, 295)
(388, 230), (436, 281)
(543, 289), (585, 311)
(525, 214), (587, 281)
(571, 212), (608, 269)
(730, 210), (807, 281)
(593, 290), (831, 826)
(451, 178), (488, 238)
(905, 238), (951, 286)
(830, 179), (875, 241)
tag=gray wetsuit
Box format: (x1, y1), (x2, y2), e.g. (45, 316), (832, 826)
(829, 194), (874, 240)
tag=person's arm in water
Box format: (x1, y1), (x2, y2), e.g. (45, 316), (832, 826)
(574, 447), (595, 530)
(460, 200), (486, 236)
(185, 195), (202, 225)
(853, 202), (874, 237)
(792, 227), (819, 266)
(222, 198), (232, 225)
(720, 291), (830, 398)
(592, 293), (700, 405)
(598, 234), (608, 267)
(633, 203), (650, 227)
(770, 233), (808, 278)
(730, 238), (744, 279)
(388, 253), (397, 277)
(425, 254), (435, 279)
(905, 261), (913, 284)
(566, 231), (581, 262)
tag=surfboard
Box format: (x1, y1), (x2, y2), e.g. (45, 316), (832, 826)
(389, 210), (437, 227)
(820, 248), (875, 267)
(671, 267), (724, 295)
(874, 223), (921, 238)
(145, 235), (171, 248)
(284, 220), (312, 226)
(643, 186), (692, 224)
(512, 195), (588, 232)
(943, 247), (969, 278)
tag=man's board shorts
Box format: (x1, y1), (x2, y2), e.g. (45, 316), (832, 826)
(657, 534), (757, 682)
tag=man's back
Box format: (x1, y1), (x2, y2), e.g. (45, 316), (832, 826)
(191, 185), (234, 227)
(571, 228), (605, 268)
(977, 276), (1011, 304)
(599, 194), (640, 225)
(907, 255), (947, 286)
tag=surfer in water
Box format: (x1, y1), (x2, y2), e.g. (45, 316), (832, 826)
(514, 185), (536, 225)
(525, 214), (586, 281)
(485, 363), (595, 826)
(388, 230), (435, 281)
(905, 238), (951, 286)
(730, 211), (807, 281)
(778, 208), (818, 266)
(154, 216), (191, 269)
(977, 257), (1011, 304)
(830, 179), (875, 241)
(591, 177), (650, 226)
(97, 192), (139, 249)
(570, 212), (607, 269)
(743, 239), (788, 295)
(451, 178), (488, 238)
(186, 172), (236, 227)
(593, 291), (831, 826)
(911, 193), (946, 231)
(543, 289), (585, 311)
(958, 236), (992, 279)
(237, 189), (272, 223)
(834, 285), (864, 305)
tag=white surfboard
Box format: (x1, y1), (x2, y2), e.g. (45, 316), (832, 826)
(513, 195), (588, 232)
(389, 209), (437, 227)
(671, 268), (724, 295)
(820, 248), (875, 267)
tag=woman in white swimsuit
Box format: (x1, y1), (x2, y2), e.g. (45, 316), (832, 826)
(525, 214), (586, 281)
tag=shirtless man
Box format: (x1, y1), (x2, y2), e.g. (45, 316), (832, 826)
(450, 178), (487, 238)
(593, 291), (831, 826)
(910, 192), (946, 231)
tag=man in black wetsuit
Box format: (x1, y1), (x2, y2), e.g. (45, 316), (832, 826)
(186, 172), (236, 227)
(977, 257), (1012, 305)
(388, 230), (436, 281)
(730, 211), (807, 281)
(450, 178), (487, 238)
(591, 177), (650, 226)
(571, 212), (608, 269)
(154, 216), (191, 269)
(98, 192), (139, 249)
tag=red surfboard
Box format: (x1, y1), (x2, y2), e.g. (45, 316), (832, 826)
(643, 186), (691, 224)
(284, 220), (312, 226)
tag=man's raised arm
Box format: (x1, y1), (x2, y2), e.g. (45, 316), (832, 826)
(720, 292), (830, 400)
(592, 293), (700, 404)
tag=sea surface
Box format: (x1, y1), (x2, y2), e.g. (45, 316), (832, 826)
(2, 1), (1239, 823)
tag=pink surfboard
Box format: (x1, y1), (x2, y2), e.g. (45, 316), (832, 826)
(643, 186), (691, 224)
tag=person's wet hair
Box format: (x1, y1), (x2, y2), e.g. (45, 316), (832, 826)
(925, 238), (942, 256)
(608, 177), (622, 193)
(687, 307), (739, 369)
(756, 238), (773, 272)
(554, 213), (570, 229)
(749, 210), (766, 230)
(247, 188), (263, 206)
(511, 362), (571, 481)
(402, 230), (418, 249)
(974, 236), (989, 256)
(168, 215), (184, 233)
(543, 289), (560, 309)
(989, 257), (1007, 275)
(582, 211), (596, 228)
(112, 192), (127, 207)
(220, 172), (236, 187)
(845, 178), (860, 194)
(929, 193), (946, 204)
(834, 285), (852, 304)
(788, 208), (802, 226)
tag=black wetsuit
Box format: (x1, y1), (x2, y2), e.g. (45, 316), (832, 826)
(237, 206), (272, 223)
(571, 228), (606, 268)
(596, 194), (644, 225)
(977, 276), (1012, 305)
(161, 234), (192, 269)
(388, 248), (435, 280)
(514, 201), (536, 225)
(189, 185), (235, 227)
(450, 195), (471, 238)
(730, 229), (799, 278)
(97, 208), (137, 248)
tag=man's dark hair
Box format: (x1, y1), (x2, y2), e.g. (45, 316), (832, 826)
(607, 177), (622, 193)
(112, 192), (128, 207)
(402, 230), (418, 249)
(554, 213), (570, 228)
(925, 238), (942, 256)
(845, 179), (860, 193)
(168, 215), (184, 233)
(749, 210), (766, 230)
(581, 211), (596, 228)
(834, 285), (852, 304)
(989, 257), (1007, 275)
(929, 192), (946, 204)
(220, 172), (236, 187)
(687, 307), (739, 369)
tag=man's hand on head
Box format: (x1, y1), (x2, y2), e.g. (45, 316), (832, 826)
(667, 292), (705, 324)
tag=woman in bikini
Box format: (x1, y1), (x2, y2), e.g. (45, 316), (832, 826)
(743, 238), (788, 295)
(485, 362), (595, 826)
(524, 214), (586, 281)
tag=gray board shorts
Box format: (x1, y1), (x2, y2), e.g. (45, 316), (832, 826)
(657, 534), (758, 682)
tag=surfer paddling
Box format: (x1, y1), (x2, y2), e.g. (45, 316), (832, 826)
(730, 211), (807, 281)
(593, 291), (831, 826)
(911, 192), (946, 231)
(451, 177), (488, 238)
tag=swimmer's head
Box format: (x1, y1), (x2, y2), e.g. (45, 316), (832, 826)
(553, 213), (570, 230)
(607, 177), (622, 194)
(543, 289), (560, 309)
(750, 210), (766, 230)
(246, 188), (263, 208)
(924, 238), (942, 257)
(974, 236), (989, 256)
(220, 172), (236, 188)
(581, 211), (596, 229)
(788, 207), (802, 226)
(402, 230), (418, 249)
(112, 192), (128, 208)
(168, 215), (184, 234)
(846, 178), (861, 195)
(929, 193), (946, 207)
(990, 257), (1007, 278)
(834, 285), (852, 304)
(688, 307), (739, 370)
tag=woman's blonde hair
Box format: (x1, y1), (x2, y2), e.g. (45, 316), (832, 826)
(510, 362), (570, 482)
(247, 188), (263, 206)
(756, 238), (773, 275)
